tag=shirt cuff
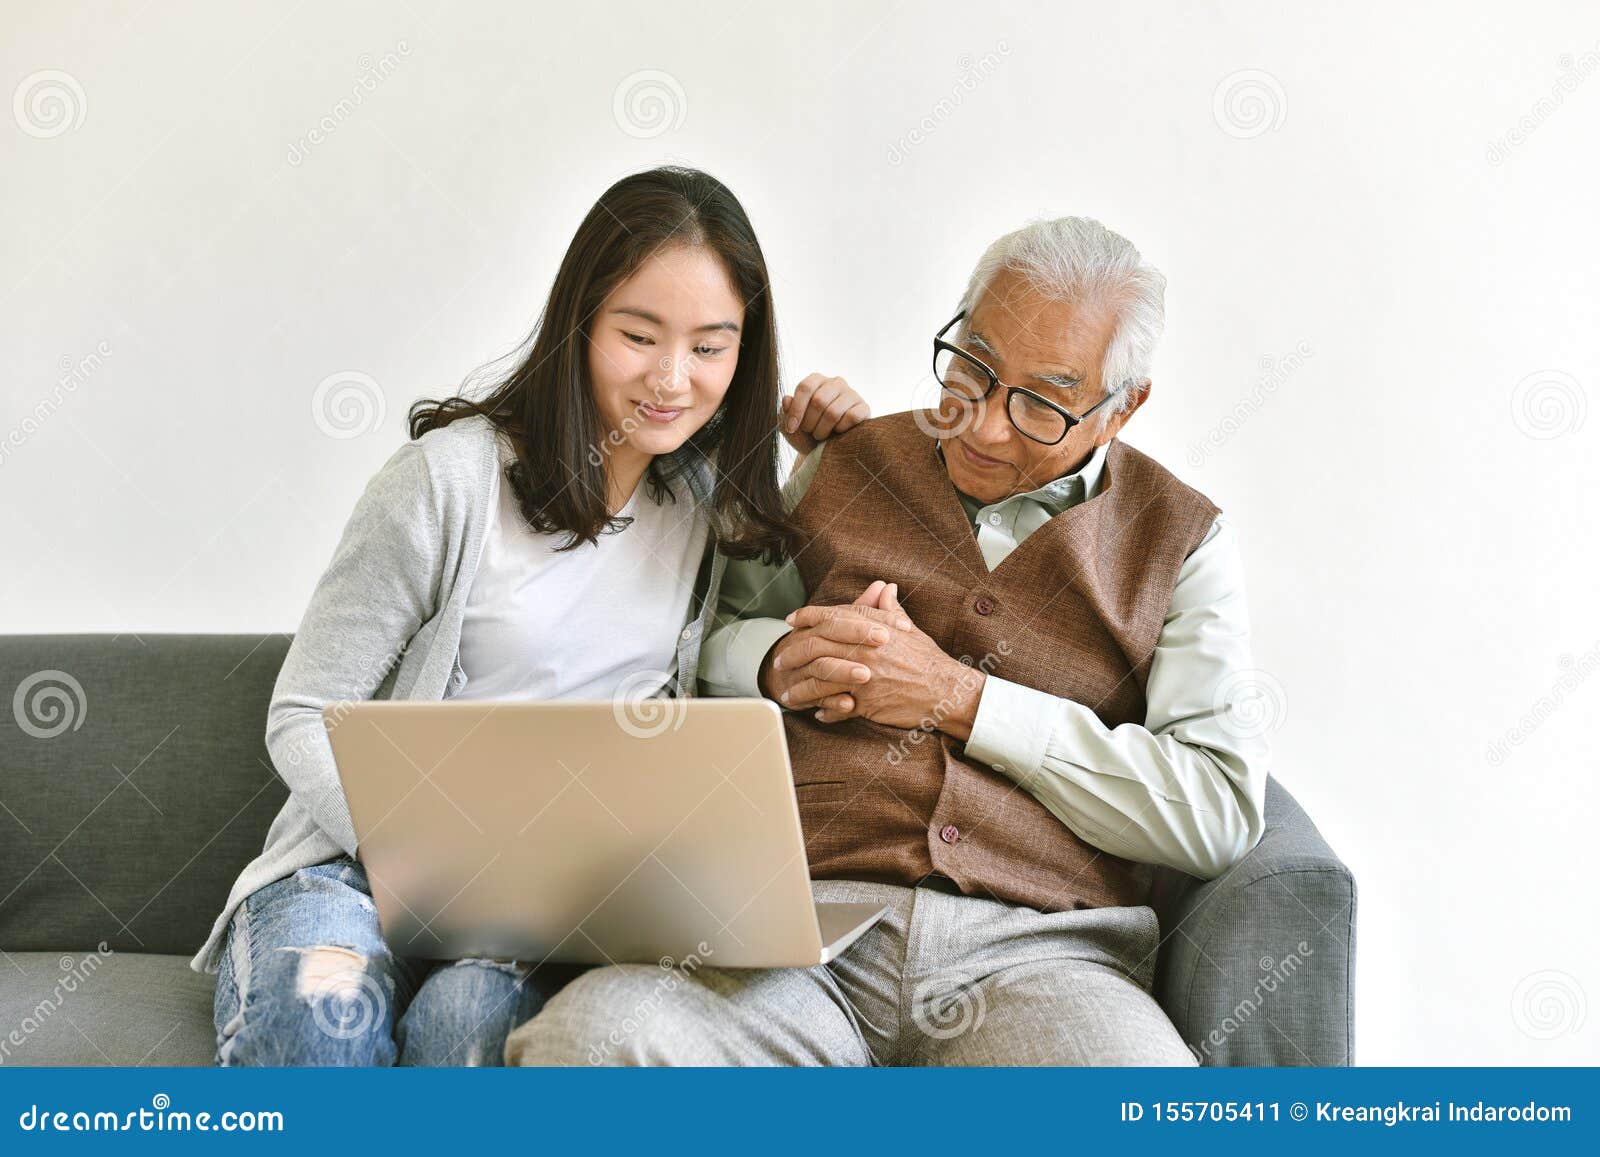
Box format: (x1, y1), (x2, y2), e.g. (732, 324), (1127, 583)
(721, 617), (795, 698)
(962, 675), (1058, 785)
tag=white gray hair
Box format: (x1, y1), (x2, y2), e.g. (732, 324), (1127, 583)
(956, 216), (1166, 416)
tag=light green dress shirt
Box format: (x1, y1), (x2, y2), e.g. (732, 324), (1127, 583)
(699, 437), (1270, 880)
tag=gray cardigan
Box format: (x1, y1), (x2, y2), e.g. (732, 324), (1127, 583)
(190, 413), (726, 973)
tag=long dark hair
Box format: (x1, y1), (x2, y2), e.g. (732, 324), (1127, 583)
(409, 166), (793, 562)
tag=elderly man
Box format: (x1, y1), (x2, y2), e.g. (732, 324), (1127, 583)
(503, 216), (1269, 1067)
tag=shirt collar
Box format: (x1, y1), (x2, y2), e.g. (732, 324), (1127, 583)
(951, 438), (1112, 515)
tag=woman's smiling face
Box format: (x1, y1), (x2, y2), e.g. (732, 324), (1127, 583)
(587, 243), (745, 465)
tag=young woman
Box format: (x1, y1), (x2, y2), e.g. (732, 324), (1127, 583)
(190, 166), (869, 1066)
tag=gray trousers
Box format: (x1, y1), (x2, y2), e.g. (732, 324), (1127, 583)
(503, 878), (1197, 1066)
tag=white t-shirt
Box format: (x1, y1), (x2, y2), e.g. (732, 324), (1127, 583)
(456, 437), (709, 701)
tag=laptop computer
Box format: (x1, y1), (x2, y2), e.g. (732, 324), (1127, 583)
(322, 697), (887, 969)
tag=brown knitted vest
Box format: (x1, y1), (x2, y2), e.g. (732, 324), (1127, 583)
(784, 410), (1220, 913)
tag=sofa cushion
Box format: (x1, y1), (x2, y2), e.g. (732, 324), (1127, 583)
(0, 952), (216, 1066)
(1, 635), (290, 956)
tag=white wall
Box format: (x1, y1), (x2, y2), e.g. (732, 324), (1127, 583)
(4, 0), (1597, 1064)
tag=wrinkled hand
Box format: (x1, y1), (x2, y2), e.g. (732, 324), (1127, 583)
(758, 580), (911, 712)
(793, 582), (987, 740)
(779, 373), (871, 456)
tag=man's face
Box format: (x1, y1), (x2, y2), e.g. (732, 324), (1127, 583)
(937, 267), (1145, 504)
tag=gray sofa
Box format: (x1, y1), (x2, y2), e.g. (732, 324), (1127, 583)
(0, 634), (1356, 1066)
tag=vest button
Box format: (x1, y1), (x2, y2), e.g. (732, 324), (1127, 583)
(974, 595), (995, 615)
(938, 823), (961, 844)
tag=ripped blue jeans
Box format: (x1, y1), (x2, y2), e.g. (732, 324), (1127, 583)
(213, 856), (586, 1066)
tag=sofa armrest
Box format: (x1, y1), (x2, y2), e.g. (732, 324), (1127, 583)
(1147, 776), (1356, 1066)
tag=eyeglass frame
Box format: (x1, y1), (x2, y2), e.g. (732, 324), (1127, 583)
(932, 310), (1119, 446)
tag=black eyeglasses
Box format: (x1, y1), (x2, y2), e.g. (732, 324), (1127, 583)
(932, 310), (1117, 445)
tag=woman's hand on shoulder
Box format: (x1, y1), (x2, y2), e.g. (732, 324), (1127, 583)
(780, 373), (870, 456)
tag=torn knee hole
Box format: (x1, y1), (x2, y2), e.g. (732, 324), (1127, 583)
(451, 957), (529, 977)
(284, 945), (370, 1001)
